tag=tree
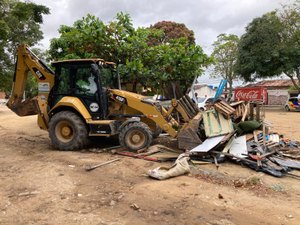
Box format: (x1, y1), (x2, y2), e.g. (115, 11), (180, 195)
(235, 1), (300, 91)
(0, 0), (50, 92)
(148, 21), (195, 45)
(49, 13), (152, 93)
(49, 13), (210, 96)
(149, 38), (208, 97)
(211, 33), (239, 97)
(278, 0), (300, 91)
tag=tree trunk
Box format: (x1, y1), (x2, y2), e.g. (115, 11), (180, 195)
(296, 69), (300, 87)
(132, 80), (137, 93)
(228, 80), (233, 101)
(285, 73), (300, 93)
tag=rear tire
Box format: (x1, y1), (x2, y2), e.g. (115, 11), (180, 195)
(285, 105), (290, 111)
(49, 111), (88, 150)
(119, 122), (152, 151)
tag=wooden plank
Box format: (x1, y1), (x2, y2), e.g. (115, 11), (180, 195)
(185, 94), (200, 113)
(219, 101), (235, 112)
(241, 102), (250, 122)
(253, 130), (259, 142)
(230, 101), (245, 107)
(214, 106), (232, 119)
(246, 133), (254, 141)
(239, 104), (244, 117)
(218, 104), (235, 115)
(214, 101), (235, 119)
(182, 96), (197, 116)
(249, 103), (254, 120)
(215, 104), (232, 114)
(240, 104), (245, 116)
(178, 100), (193, 120)
(256, 104), (260, 121)
(236, 105), (241, 117)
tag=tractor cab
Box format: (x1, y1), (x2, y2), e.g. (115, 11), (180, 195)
(50, 59), (119, 120)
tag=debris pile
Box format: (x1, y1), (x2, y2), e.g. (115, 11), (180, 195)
(148, 98), (299, 179)
(189, 99), (300, 178)
(101, 95), (298, 180)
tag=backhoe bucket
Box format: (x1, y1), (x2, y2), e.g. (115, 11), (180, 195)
(170, 95), (204, 150)
(7, 98), (38, 116)
(177, 112), (203, 150)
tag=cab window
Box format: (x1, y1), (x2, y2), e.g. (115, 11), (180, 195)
(56, 66), (71, 94)
(75, 66), (97, 95)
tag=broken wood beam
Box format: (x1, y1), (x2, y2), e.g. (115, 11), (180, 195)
(241, 102), (250, 122)
(84, 158), (120, 171)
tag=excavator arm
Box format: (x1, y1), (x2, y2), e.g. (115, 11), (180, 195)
(109, 89), (203, 149)
(7, 44), (55, 129)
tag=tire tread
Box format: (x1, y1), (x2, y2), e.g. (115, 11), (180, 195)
(119, 122), (152, 151)
(48, 111), (88, 150)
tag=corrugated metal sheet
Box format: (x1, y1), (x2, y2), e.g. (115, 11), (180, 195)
(244, 79), (295, 88)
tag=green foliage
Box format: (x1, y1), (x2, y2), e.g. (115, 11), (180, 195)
(235, 1), (300, 91)
(288, 85), (299, 91)
(150, 38), (208, 95)
(0, 0), (49, 92)
(211, 33), (239, 95)
(49, 13), (209, 96)
(236, 12), (283, 80)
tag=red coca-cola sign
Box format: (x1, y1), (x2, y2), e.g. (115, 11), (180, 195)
(234, 87), (267, 102)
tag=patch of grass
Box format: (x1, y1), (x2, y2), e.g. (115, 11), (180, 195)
(270, 184), (285, 192)
(245, 176), (261, 186)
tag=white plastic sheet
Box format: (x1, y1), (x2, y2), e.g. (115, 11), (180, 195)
(229, 135), (247, 158)
(190, 135), (225, 153)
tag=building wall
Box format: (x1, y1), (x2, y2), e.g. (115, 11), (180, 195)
(267, 90), (289, 105)
(195, 86), (216, 97)
(0, 92), (5, 99)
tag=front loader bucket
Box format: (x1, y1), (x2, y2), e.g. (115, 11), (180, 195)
(7, 98), (38, 116)
(177, 112), (203, 150)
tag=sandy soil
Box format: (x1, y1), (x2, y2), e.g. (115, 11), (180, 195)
(264, 109), (300, 140)
(0, 106), (299, 225)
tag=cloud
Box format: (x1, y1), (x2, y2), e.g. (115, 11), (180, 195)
(31, 0), (291, 53)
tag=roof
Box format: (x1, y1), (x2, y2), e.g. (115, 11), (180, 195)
(194, 84), (215, 90)
(244, 79), (296, 88)
(52, 58), (116, 66)
(194, 84), (207, 89)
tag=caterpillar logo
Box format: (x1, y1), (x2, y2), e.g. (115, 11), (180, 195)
(33, 67), (46, 80)
(115, 95), (126, 103)
(89, 102), (99, 112)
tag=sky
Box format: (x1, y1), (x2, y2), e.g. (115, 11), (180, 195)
(30, 0), (292, 85)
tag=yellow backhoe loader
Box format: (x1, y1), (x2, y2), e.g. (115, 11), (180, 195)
(7, 44), (203, 151)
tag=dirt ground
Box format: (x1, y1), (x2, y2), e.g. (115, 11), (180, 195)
(0, 106), (299, 225)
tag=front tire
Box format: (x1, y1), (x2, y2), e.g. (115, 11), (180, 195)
(48, 111), (88, 150)
(119, 122), (153, 151)
(152, 125), (162, 139)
